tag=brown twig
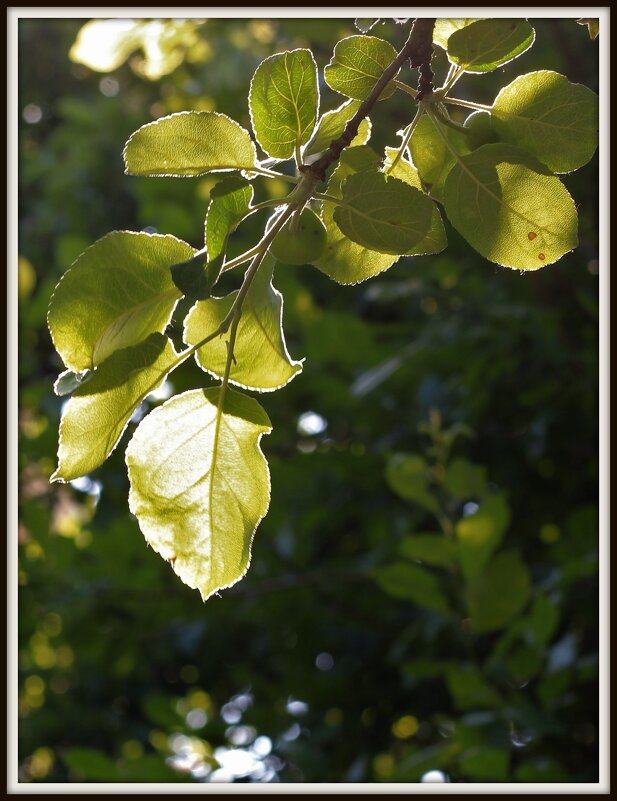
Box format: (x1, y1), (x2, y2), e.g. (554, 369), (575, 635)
(301, 18), (436, 182)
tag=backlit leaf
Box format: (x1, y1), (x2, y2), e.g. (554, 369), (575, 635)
(324, 35), (398, 101)
(249, 49), (318, 160)
(314, 146), (399, 284)
(491, 71), (599, 173)
(383, 146), (447, 255)
(408, 113), (470, 202)
(126, 388), (272, 601)
(333, 170), (434, 255)
(52, 334), (179, 482)
(447, 19), (535, 73)
(443, 143), (578, 270)
(355, 19), (380, 34)
(123, 111), (257, 176)
(205, 175), (254, 285)
(433, 18), (483, 50)
(170, 250), (210, 300)
(183, 254), (303, 392)
(303, 99), (371, 159)
(48, 231), (192, 371)
(53, 368), (94, 397)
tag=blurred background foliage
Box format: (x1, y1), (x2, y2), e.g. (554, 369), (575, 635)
(17, 16), (599, 784)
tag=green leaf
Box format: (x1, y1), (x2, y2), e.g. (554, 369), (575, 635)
(399, 534), (458, 567)
(491, 70), (599, 173)
(170, 250), (210, 300)
(249, 49), (318, 160)
(385, 454), (438, 513)
(355, 19), (380, 34)
(204, 176), (254, 286)
(443, 457), (487, 499)
(408, 113), (470, 202)
(577, 18), (599, 40)
(62, 747), (119, 781)
(183, 254), (302, 392)
(303, 99), (371, 159)
(466, 550), (531, 632)
(433, 19), (483, 50)
(447, 19), (535, 73)
(313, 147), (399, 284)
(383, 147), (447, 255)
(372, 562), (450, 614)
(123, 111), (258, 176)
(126, 387), (272, 601)
(455, 493), (510, 580)
(332, 170), (434, 255)
(459, 747), (509, 780)
(446, 664), (502, 709)
(52, 334), (179, 482)
(48, 231), (193, 371)
(526, 594), (560, 647)
(53, 368), (94, 397)
(324, 35), (398, 101)
(442, 142), (578, 270)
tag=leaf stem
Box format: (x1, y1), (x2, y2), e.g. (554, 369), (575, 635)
(385, 105), (423, 175)
(443, 96), (492, 112)
(394, 79), (418, 98)
(250, 166), (299, 184)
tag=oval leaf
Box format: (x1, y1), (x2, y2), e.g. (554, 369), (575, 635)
(491, 70), (599, 173)
(467, 550), (531, 632)
(373, 562), (450, 614)
(249, 49), (318, 160)
(314, 147), (398, 284)
(48, 231), (193, 371)
(433, 18), (483, 50)
(123, 111), (258, 177)
(333, 170), (434, 255)
(447, 19), (535, 73)
(205, 175), (254, 285)
(52, 334), (179, 482)
(443, 143), (578, 270)
(408, 113), (470, 202)
(324, 35), (398, 101)
(383, 147), (447, 255)
(126, 388), (272, 601)
(303, 99), (371, 159)
(184, 254), (302, 392)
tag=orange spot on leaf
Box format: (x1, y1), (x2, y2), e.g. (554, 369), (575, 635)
(528, 231), (537, 240)
(538, 253), (545, 260)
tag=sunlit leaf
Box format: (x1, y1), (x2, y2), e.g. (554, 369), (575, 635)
(126, 388), (272, 601)
(314, 146), (399, 284)
(576, 18), (599, 40)
(48, 231), (192, 371)
(333, 170), (434, 255)
(184, 254), (303, 392)
(205, 176), (254, 285)
(123, 111), (258, 177)
(433, 18), (483, 50)
(53, 368), (94, 397)
(447, 19), (535, 73)
(383, 147), (447, 255)
(52, 334), (179, 482)
(467, 550), (531, 632)
(355, 19), (380, 34)
(170, 250), (210, 300)
(443, 143), (578, 270)
(491, 70), (599, 173)
(249, 49), (318, 160)
(324, 35), (398, 101)
(408, 113), (470, 202)
(303, 99), (371, 159)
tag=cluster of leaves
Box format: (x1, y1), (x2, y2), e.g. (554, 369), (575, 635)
(47, 18), (597, 603)
(19, 16), (599, 784)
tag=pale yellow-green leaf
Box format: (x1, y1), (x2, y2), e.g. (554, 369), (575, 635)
(48, 231), (193, 371)
(52, 334), (179, 482)
(446, 19), (535, 74)
(248, 49), (318, 160)
(183, 254), (303, 391)
(123, 112), (258, 177)
(303, 99), (371, 159)
(433, 18), (483, 50)
(324, 35), (398, 101)
(491, 70), (599, 173)
(443, 143), (578, 270)
(126, 388), (272, 601)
